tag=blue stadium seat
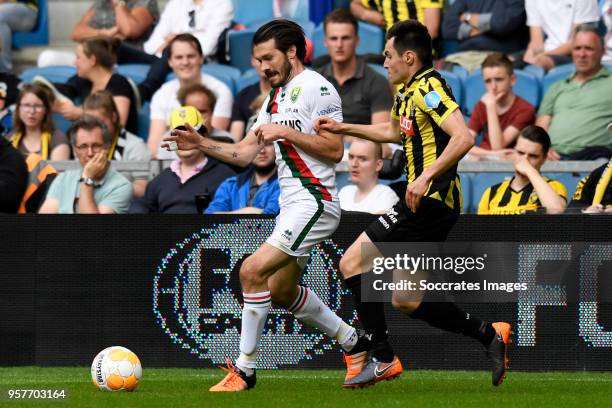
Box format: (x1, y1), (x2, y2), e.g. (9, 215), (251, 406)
(366, 63), (387, 78)
(232, 0), (274, 26)
(336, 171), (351, 190)
(469, 172), (514, 214)
(440, 70), (464, 110)
(228, 29), (256, 72)
(522, 64), (545, 81)
(464, 70), (540, 115)
(138, 102), (150, 141)
(459, 173), (473, 214)
(12, 0), (49, 48)
(52, 113), (72, 136)
(312, 21), (384, 60)
(116, 64), (149, 83)
(543, 172), (588, 200)
(451, 64), (469, 80)
(236, 68), (260, 93)
(20, 65), (76, 83)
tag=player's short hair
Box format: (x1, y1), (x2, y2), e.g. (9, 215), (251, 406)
(481, 53), (514, 75)
(573, 23), (604, 47)
(178, 83), (217, 112)
(323, 8), (358, 35)
(80, 37), (120, 69)
(168, 33), (204, 58)
(253, 19), (307, 63)
(519, 125), (551, 155)
(69, 115), (112, 146)
(386, 20), (433, 67)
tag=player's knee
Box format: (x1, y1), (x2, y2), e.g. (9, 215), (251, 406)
(391, 297), (420, 315)
(239, 256), (267, 287)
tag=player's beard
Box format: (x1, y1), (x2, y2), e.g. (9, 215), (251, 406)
(269, 56), (293, 88)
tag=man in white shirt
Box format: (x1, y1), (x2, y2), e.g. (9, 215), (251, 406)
(339, 139), (398, 214)
(148, 33), (233, 157)
(523, 0), (600, 71)
(144, 0), (233, 58)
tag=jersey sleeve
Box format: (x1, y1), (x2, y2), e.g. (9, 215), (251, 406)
(548, 179), (568, 202)
(414, 76), (459, 128)
(310, 81), (343, 124)
(420, 0), (443, 9)
(477, 187), (492, 215)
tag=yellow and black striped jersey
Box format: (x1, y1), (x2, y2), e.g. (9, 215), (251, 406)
(571, 159), (612, 208)
(478, 177), (568, 215)
(391, 67), (461, 211)
(361, 0), (443, 31)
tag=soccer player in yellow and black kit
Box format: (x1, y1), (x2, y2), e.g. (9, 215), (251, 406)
(317, 20), (511, 388)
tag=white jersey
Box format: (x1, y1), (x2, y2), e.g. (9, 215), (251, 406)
(252, 69), (343, 205)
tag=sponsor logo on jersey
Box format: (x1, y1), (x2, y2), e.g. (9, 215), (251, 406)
(273, 119), (303, 132)
(290, 86), (302, 103)
(399, 115), (414, 137)
(317, 104), (341, 116)
(320, 86), (330, 96)
(424, 90), (442, 109)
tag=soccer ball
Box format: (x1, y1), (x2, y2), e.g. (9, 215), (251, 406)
(91, 346), (142, 391)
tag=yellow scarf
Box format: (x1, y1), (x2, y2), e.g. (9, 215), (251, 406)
(11, 131), (52, 160)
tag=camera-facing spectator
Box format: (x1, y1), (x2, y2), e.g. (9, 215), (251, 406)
(536, 25), (612, 160)
(39, 115), (133, 214)
(8, 84), (70, 160)
(83, 90), (151, 198)
(338, 139), (399, 214)
(467, 53), (535, 160)
(478, 126), (567, 215)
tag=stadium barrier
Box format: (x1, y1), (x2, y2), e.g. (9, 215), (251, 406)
(1, 214), (610, 371)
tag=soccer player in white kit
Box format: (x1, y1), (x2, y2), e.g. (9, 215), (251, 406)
(163, 19), (368, 392)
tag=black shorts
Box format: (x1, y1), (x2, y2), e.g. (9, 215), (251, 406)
(365, 197), (459, 242)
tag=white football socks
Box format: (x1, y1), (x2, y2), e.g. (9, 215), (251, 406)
(236, 291), (271, 376)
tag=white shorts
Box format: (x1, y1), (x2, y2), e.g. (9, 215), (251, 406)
(266, 199), (340, 266)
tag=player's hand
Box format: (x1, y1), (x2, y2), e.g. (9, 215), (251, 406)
(582, 204), (604, 214)
(98, 26), (119, 38)
(480, 91), (501, 109)
(547, 148), (561, 161)
(254, 124), (287, 144)
(314, 116), (342, 134)
(82, 152), (109, 181)
(513, 154), (535, 177)
(405, 174), (430, 213)
(163, 123), (202, 151)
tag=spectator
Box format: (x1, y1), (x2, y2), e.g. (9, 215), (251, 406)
(147, 34), (233, 157)
(205, 141), (280, 214)
(467, 53), (535, 160)
(442, 0), (528, 55)
(39, 115), (133, 214)
(8, 84), (70, 160)
(130, 106), (235, 213)
(157, 83), (234, 159)
(316, 9), (392, 126)
(144, 0), (233, 58)
(477, 126), (567, 215)
(0, 0), (38, 72)
(523, 0), (599, 71)
(338, 139), (399, 214)
(230, 57), (271, 142)
(350, 0), (442, 43)
(83, 90), (151, 198)
(536, 25), (612, 160)
(604, 0), (612, 64)
(41, 37), (139, 135)
(0, 136), (27, 213)
(570, 156), (612, 213)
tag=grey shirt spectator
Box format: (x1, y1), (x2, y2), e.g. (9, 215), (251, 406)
(442, 0), (528, 54)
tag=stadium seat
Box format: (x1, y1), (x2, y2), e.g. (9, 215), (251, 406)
(469, 172), (514, 214)
(12, 0), (49, 48)
(228, 29), (256, 72)
(20, 65), (76, 83)
(451, 64), (469, 80)
(336, 171), (351, 191)
(543, 172), (588, 200)
(116, 64), (149, 83)
(464, 70), (540, 115)
(367, 63), (387, 78)
(522, 64), (545, 80)
(138, 102), (150, 141)
(440, 70), (464, 109)
(459, 172), (473, 214)
(236, 68), (260, 93)
(52, 112), (72, 135)
(312, 21), (384, 60)
(232, 0), (274, 26)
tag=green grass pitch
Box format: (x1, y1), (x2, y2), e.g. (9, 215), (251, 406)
(1, 367), (611, 408)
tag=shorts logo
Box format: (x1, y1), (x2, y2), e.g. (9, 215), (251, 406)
(320, 86), (331, 96)
(400, 115), (414, 137)
(281, 229), (293, 243)
(290, 86), (302, 103)
(424, 91), (442, 109)
(386, 207), (399, 224)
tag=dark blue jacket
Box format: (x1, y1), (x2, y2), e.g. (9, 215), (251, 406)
(205, 166), (280, 214)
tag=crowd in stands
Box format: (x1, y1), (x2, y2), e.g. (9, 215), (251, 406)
(0, 0), (610, 216)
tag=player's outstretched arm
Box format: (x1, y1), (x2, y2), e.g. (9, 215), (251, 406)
(315, 116), (401, 144)
(255, 123), (344, 163)
(163, 124), (262, 167)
